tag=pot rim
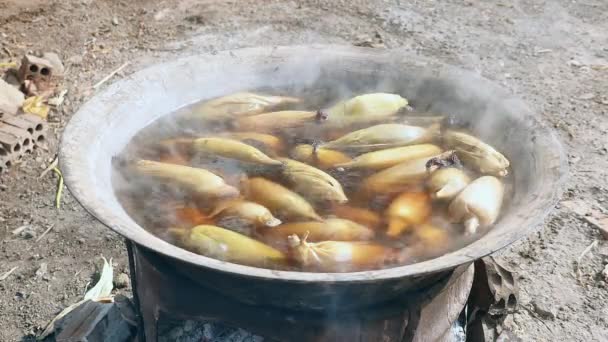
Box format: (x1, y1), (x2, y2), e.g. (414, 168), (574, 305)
(59, 45), (568, 283)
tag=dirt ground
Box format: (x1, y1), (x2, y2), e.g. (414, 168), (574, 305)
(1, 0), (607, 341)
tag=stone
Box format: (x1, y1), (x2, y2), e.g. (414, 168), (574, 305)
(114, 272), (130, 289)
(0, 78), (25, 115)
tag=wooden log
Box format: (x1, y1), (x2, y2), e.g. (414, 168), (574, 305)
(52, 299), (136, 342)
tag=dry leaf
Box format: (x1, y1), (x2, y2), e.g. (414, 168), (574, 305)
(0, 61), (18, 69)
(22, 96), (50, 119)
(38, 299), (86, 340)
(48, 89), (68, 107)
(84, 257), (114, 300)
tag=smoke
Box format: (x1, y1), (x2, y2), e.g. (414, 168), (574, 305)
(111, 47), (520, 270)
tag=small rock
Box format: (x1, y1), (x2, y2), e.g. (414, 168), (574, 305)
(183, 320), (195, 332)
(584, 214), (608, 240)
(67, 55), (83, 65)
(531, 301), (556, 320)
(77, 238), (86, 244)
(598, 246), (608, 258)
(561, 200), (590, 216)
(496, 330), (522, 342)
(35, 262), (48, 279)
(12, 225), (37, 239)
(0, 78), (25, 115)
(578, 93), (596, 100)
(602, 265), (608, 282)
(42, 52), (65, 76)
(112, 16), (119, 25)
(114, 272), (130, 289)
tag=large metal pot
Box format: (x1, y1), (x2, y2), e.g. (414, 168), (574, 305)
(59, 45), (566, 311)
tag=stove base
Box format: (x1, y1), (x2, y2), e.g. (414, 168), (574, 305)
(127, 241), (474, 342)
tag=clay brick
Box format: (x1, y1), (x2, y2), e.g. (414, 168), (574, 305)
(0, 130), (22, 155)
(1, 115), (36, 134)
(19, 114), (47, 145)
(18, 54), (63, 96)
(0, 125), (32, 154)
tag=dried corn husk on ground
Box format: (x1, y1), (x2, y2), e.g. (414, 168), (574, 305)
(448, 176), (504, 234)
(385, 192), (432, 237)
(287, 234), (395, 271)
(290, 144), (352, 169)
(190, 92), (301, 121)
(209, 199), (282, 228)
(193, 137), (282, 165)
(133, 160), (239, 199)
(244, 177), (323, 221)
(322, 123), (439, 152)
(279, 158), (348, 203)
(264, 218), (374, 242)
(170, 225), (286, 267)
(427, 167), (471, 200)
(336, 144), (442, 170)
(325, 93), (408, 125)
(443, 130), (510, 177)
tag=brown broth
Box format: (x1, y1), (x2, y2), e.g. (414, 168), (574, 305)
(112, 91), (512, 272)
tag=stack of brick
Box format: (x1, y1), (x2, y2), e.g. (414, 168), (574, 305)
(0, 52), (59, 173)
(0, 114), (48, 172)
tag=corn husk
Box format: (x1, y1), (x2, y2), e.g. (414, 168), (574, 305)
(209, 199), (281, 227)
(279, 158), (348, 203)
(287, 234), (394, 271)
(158, 138), (195, 157)
(134, 160), (239, 198)
(322, 123), (439, 152)
(191, 92), (301, 121)
(337, 144), (442, 170)
(443, 130), (510, 177)
(361, 154), (441, 194)
(172, 205), (213, 226)
(290, 144), (352, 169)
(235, 110), (316, 132)
(158, 154), (190, 166)
(170, 225), (286, 266)
(448, 176), (504, 234)
(325, 93), (408, 125)
(332, 204), (382, 229)
(427, 167), (471, 200)
(412, 223), (449, 250)
(193, 137), (282, 165)
(385, 192), (432, 237)
(220, 132), (284, 154)
(265, 218), (374, 242)
(245, 177), (322, 221)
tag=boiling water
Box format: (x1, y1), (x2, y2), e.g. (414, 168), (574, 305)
(112, 91), (511, 272)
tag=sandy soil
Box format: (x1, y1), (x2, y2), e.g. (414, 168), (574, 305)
(1, 0), (607, 341)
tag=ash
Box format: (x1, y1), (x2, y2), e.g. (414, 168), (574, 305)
(157, 319), (466, 341)
(159, 320), (264, 342)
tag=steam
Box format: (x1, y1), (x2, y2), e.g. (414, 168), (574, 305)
(111, 48), (515, 269)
